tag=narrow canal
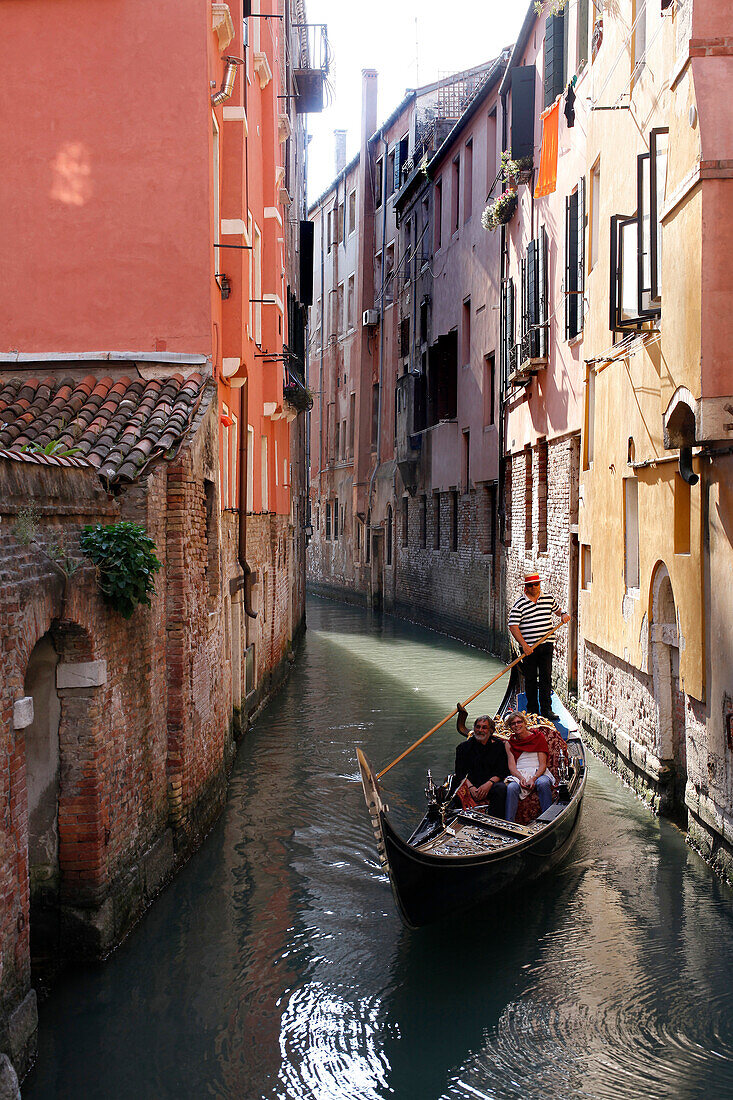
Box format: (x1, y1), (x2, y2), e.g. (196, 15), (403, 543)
(25, 597), (733, 1099)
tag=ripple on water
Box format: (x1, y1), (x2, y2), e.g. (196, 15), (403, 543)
(274, 983), (393, 1100)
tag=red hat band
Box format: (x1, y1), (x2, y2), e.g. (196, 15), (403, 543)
(524, 573), (540, 584)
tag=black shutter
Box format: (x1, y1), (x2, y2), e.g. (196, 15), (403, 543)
(577, 176), (585, 332)
(565, 196), (571, 340)
(538, 227), (547, 358)
(529, 239), (539, 357)
(511, 66), (536, 161)
(521, 256), (528, 349)
(544, 13), (566, 109)
(299, 220), (315, 307)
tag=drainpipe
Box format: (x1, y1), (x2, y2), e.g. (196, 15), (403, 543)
(366, 133), (389, 562)
(211, 57), (245, 106)
(237, 379), (258, 617)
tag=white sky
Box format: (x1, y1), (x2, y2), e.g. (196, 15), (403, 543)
(304, 0), (528, 200)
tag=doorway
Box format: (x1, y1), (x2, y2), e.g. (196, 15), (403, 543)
(651, 566), (686, 819)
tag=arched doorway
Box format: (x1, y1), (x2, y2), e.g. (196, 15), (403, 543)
(651, 565), (686, 818)
(23, 633), (61, 983)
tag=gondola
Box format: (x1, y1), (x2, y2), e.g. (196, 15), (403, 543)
(357, 668), (587, 928)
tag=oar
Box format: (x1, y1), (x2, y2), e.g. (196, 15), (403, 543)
(376, 621), (565, 780)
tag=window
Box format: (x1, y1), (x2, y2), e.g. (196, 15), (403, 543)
(450, 491), (459, 551)
(347, 275), (355, 329)
(400, 316), (410, 359)
(384, 243), (395, 304)
(537, 440), (548, 553)
(624, 478), (640, 591)
(484, 353), (496, 426)
(333, 498), (339, 540)
(349, 392), (356, 456)
(525, 446), (533, 551)
(589, 159), (600, 271)
(371, 383), (379, 448)
(253, 223), (262, 345)
(420, 298), (429, 344)
(433, 492), (441, 549)
(609, 129), (667, 332)
(577, 0), (590, 69)
(421, 196), (430, 265)
(386, 505), (393, 565)
(220, 403), (231, 509)
(335, 420), (340, 460)
(484, 484), (497, 557)
(584, 367), (595, 469)
(356, 519), (362, 560)
(544, 11), (566, 109)
(486, 108), (498, 192)
(565, 180), (585, 340)
(420, 495), (427, 549)
(402, 498), (408, 545)
(451, 156), (460, 233)
(397, 134), (409, 189)
(338, 201), (345, 244)
(246, 425), (254, 511)
(464, 140), (473, 222)
(462, 298), (471, 366)
(510, 66), (535, 161)
(348, 190), (356, 235)
(632, 0), (647, 82)
(327, 209), (332, 253)
(325, 500), (331, 540)
(336, 281), (344, 334)
(375, 251), (383, 298)
(387, 150), (395, 199)
(674, 474), (691, 555)
(521, 230), (548, 358)
(341, 420), (346, 460)
(230, 411), (238, 509)
(434, 179), (443, 251)
(501, 278), (515, 387)
(375, 157), (383, 207)
(260, 434), (268, 510)
(581, 544), (592, 590)
(462, 430), (471, 491)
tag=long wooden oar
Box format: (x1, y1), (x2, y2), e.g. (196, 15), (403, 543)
(376, 621), (564, 780)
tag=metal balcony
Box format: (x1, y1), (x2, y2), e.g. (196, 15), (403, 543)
(292, 24), (331, 113)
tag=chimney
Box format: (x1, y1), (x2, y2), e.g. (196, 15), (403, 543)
(334, 130), (347, 175)
(361, 69), (378, 151)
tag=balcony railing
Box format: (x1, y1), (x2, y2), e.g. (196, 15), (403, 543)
(292, 24), (331, 113)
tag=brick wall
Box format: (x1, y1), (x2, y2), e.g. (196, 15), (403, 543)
(0, 400), (241, 1075)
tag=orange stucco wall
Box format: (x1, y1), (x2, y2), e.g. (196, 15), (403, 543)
(0, 0), (216, 357)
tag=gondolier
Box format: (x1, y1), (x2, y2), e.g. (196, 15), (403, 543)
(508, 572), (570, 720)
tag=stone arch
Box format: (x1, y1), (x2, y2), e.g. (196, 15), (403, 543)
(663, 386), (697, 448)
(18, 618), (107, 977)
(650, 562), (686, 816)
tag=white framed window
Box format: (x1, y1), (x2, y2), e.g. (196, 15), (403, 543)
(247, 425), (254, 511)
(261, 434), (268, 511)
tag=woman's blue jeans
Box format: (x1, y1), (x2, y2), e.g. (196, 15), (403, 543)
(506, 774), (553, 822)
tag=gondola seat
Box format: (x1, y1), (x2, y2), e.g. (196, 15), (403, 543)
(514, 724), (567, 826)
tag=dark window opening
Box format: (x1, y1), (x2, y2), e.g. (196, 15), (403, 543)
(402, 498), (408, 545)
(521, 229), (549, 358)
(433, 492), (441, 549)
(427, 330), (458, 426)
(538, 441), (548, 553)
(450, 491), (459, 552)
(565, 181), (585, 339)
(386, 505), (393, 565)
(484, 353), (496, 426)
(400, 316), (410, 359)
(420, 495), (427, 549)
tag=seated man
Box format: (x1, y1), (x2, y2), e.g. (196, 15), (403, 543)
(453, 704), (511, 818)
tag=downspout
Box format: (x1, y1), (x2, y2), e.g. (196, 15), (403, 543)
(211, 56), (245, 106)
(237, 379), (258, 617)
(366, 132), (389, 559)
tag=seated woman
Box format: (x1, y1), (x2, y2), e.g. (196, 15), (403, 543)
(504, 711), (555, 823)
(453, 703), (511, 818)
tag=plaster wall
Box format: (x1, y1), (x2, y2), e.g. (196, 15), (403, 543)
(0, 0), (215, 356)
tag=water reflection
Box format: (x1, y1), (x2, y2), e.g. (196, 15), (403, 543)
(25, 597), (733, 1100)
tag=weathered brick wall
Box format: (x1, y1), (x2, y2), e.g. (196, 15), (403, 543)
(504, 434), (580, 685)
(246, 511), (301, 711)
(0, 401), (238, 1075)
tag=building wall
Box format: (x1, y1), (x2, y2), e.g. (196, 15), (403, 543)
(0, 393), (240, 1075)
(0, 0), (217, 357)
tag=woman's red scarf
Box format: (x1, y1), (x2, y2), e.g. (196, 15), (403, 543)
(509, 728), (550, 762)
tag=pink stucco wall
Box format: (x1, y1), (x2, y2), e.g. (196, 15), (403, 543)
(0, 0), (216, 356)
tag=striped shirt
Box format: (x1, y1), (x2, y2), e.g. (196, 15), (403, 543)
(508, 593), (563, 647)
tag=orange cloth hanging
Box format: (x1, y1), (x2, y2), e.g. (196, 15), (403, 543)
(534, 98), (561, 199)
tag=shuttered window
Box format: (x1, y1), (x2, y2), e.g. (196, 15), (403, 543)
(510, 66), (536, 161)
(501, 277), (515, 387)
(565, 177), (585, 340)
(544, 12), (566, 109)
(521, 230), (548, 359)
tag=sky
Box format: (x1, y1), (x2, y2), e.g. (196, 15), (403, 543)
(304, 0), (528, 201)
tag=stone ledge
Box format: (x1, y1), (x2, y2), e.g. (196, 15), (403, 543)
(12, 697), (33, 730)
(7, 991), (37, 1080)
(56, 660), (107, 689)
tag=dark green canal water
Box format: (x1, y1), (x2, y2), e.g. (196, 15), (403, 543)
(25, 597), (733, 1099)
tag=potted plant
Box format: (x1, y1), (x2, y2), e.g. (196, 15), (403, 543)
(282, 379), (314, 414)
(481, 190), (518, 231)
(500, 151), (534, 188)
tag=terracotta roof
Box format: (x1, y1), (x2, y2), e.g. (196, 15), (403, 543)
(0, 372), (207, 486)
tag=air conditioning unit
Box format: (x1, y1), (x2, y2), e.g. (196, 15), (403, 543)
(363, 309), (379, 327)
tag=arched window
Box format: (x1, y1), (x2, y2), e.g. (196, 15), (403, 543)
(386, 505), (393, 566)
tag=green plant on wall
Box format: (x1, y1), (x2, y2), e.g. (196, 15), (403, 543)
(80, 522), (162, 619)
